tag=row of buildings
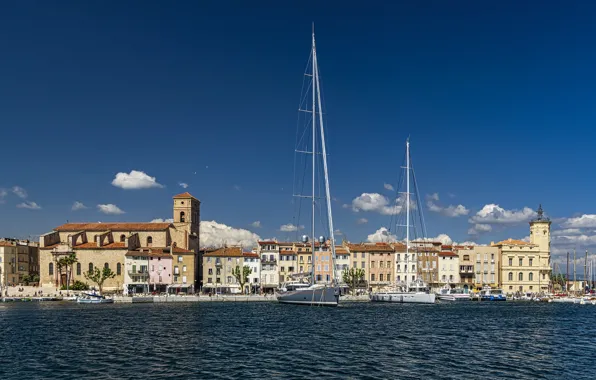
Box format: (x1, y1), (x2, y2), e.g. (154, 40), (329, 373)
(201, 206), (552, 295)
(2, 190), (552, 296)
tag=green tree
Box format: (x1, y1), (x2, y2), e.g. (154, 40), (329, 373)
(342, 268), (366, 295)
(232, 265), (252, 294)
(21, 274), (31, 285)
(57, 253), (78, 289)
(61, 280), (89, 291)
(84, 267), (116, 294)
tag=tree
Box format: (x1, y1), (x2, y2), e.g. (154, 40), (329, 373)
(342, 268), (366, 295)
(57, 253), (78, 290)
(232, 265), (252, 294)
(21, 274), (31, 285)
(84, 267), (116, 294)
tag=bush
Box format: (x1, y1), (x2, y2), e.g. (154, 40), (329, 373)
(60, 281), (89, 291)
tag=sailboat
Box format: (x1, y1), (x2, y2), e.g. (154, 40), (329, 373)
(277, 26), (340, 307)
(370, 139), (436, 304)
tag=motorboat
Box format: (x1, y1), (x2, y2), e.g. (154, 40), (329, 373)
(479, 286), (506, 301)
(76, 291), (114, 304)
(437, 286), (470, 301)
(371, 279), (436, 304)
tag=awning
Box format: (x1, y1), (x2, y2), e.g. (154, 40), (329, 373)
(167, 284), (192, 289)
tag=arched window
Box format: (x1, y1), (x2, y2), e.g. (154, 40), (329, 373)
(120, 234), (126, 242)
(508, 272), (513, 281)
(104, 263), (109, 270)
(180, 211), (185, 222)
(76, 263), (81, 276)
(147, 236), (153, 246)
(89, 263), (94, 273)
(117, 263), (121, 275)
(529, 272), (534, 281)
(49, 262), (54, 275)
(518, 272), (523, 281)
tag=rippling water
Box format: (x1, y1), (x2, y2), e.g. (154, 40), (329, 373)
(0, 301), (595, 379)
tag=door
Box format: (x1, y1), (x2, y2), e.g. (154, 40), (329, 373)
(60, 274), (67, 287)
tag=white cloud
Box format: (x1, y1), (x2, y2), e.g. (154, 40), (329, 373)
(12, 186), (27, 199)
(454, 241), (479, 246)
(233, 185), (241, 191)
(280, 223), (304, 232)
(552, 228), (583, 236)
(97, 204), (125, 215)
(334, 229), (343, 236)
(72, 201), (87, 211)
(562, 214), (596, 228)
(250, 221), (262, 228)
(367, 227), (397, 243)
(179, 182), (189, 189)
(0, 188), (7, 203)
(16, 201), (41, 210)
(384, 183), (394, 191)
(150, 218), (174, 223)
(416, 234), (453, 245)
(356, 218), (368, 224)
(469, 204), (536, 224)
(200, 220), (260, 249)
(351, 193), (410, 215)
(426, 193), (468, 217)
(111, 170), (163, 190)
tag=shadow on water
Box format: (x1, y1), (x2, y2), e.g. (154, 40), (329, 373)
(0, 301), (594, 379)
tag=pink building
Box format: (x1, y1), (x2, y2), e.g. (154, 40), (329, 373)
(148, 252), (172, 293)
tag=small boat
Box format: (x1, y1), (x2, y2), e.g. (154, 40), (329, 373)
(479, 286), (506, 301)
(371, 279), (436, 304)
(76, 292), (114, 304)
(437, 286), (470, 301)
(277, 283), (339, 306)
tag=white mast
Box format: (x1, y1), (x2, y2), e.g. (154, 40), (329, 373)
(406, 138), (410, 283)
(311, 23), (316, 285)
(313, 29), (338, 284)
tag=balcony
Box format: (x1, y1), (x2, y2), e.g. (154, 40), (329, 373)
(261, 259), (277, 265)
(128, 270), (149, 278)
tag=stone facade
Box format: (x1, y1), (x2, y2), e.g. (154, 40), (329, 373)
(0, 239), (39, 286)
(38, 193), (200, 292)
(202, 247), (244, 294)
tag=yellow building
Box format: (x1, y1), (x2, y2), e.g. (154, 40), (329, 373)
(38, 192), (200, 292)
(0, 239), (39, 287)
(497, 205), (551, 294)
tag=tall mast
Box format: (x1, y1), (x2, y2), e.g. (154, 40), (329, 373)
(406, 138), (410, 272)
(311, 24), (316, 285)
(585, 250), (588, 294)
(566, 251), (569, 295)
(573, 249), (576, 296)
(313, 31), (337, 284)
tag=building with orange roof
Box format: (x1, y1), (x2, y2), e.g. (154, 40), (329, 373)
(438, 251), (460, 285)
(202, 247), (244, 294)
(496, 205), (552, 294)
(38, 193), (200, 293)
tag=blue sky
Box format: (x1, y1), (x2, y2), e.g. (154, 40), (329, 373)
(2, 1), (596, 266)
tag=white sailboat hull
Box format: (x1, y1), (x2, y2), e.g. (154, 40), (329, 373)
(277, 286), (339, 306)
(371, 292), (436, 304)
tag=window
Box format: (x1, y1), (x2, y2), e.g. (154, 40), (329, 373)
(397, 265), (400, 271)
(412, 276), (415, 281)
(529, 272), (534, 281)
(529, 258), (533, 266)
(380, 274), (384, 281)
(227, 276), (232, 283)
(387, 261), (391, 268)
(397, 275), (401, 281)
(491, 253), (494, 260)
(208, 268), (213, 275)
(412, 265), (415, 271)
(361, 261), (365, 269)
(183, 265), (187, 272)
(519, 258), (523, 266)
(104, 263), (109, 270)
(380, 261), (384, 268)
(89, 263), (94, 272)
(371, 274), (376, 281)
(147, 236), (153, 246)
(326, 274), (330, 282)
(178, 256), (183, 262)
(76, 263), (81, 276)
(49, 262), (54, 275)
(361, 252), (366, 258)
(216, 277), (220, 283)
(180, 211), (185, 222)
(387, 274), (391, 282)
(371, 262), (375, 269)
(463, 255), (470, 261)
(208, 278), (212, 283)
(508, 272), (513, 281)
(518, 272), (523, 281)
(117, 263), (121, 275)
(120, 234), (126, 242)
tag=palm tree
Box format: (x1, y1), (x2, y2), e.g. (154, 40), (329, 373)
(57, 253), (78, 290)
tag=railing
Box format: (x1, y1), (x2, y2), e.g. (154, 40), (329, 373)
(261, 259), (277, 265)
(128, 270), (149, 277)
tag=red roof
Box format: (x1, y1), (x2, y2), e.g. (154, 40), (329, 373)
(439, 251), (458, 257)
(243, 252), (259, 258)
(0, 241), (15, 247)
(173, 192), (199, 200)
(55, 223), (171, 232)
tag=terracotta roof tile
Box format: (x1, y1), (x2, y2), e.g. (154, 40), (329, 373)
(204, 247), (243, 257)
(346, 243), (394, 252)
(74, 242), (127, 249)
(0, 241), (15, 247)
(280, 250), (297, 255)
(125, 250), (172, 258)
(439, 251), (458, 257)
(258, 240), (278, 245)
(173, 192), (200, 200)
(243, 252), (259, 258)
(172, 246), (194, 254)
(55, 223), (171, 232)
(493, 238), (533, 246)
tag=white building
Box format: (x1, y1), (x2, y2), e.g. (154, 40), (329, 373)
(124, 253), (149, 294)
(257, 241), (279, 294)
(438, 251), (460, 286)
(335, 246), (350, 282)
(243, 252), (261, 294)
